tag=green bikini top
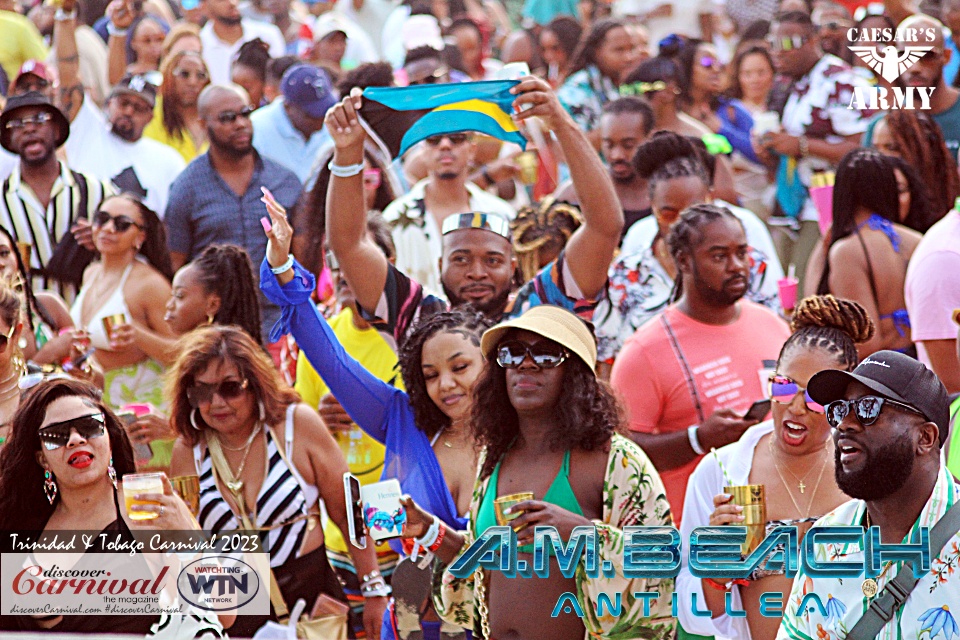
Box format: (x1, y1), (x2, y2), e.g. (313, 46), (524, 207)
(476, 448), (585, 553)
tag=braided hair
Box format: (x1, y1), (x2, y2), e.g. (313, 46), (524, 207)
(190, 245), (263, 346)
(634, 131), (711, 199)
(398, 310), (493, 439)
(876, 111), (958, 228)
(510, 197), (583, 282)
(778, 294), (875, 371)
(666, 203), (744, 302)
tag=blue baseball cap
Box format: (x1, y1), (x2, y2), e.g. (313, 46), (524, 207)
(280, 64), (336, 119)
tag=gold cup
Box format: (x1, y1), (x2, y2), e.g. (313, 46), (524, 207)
(494, 491), (534, 526)
(724, 484), (766, 555)
(102, 313), (128, 340)
(15, 242), (31, 269)
(516, 151), (538, 185)
(171, 475), (201, 516)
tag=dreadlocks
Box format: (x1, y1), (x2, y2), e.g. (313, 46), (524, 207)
(877, 111), (958, 228)
(666, 203), (743, 302)
(190, 245), (263, 346)
(778, 294), (875, 371)
(510, 197), (583, 282)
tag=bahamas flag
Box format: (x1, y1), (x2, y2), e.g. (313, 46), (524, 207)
(360, 80), (527, 158)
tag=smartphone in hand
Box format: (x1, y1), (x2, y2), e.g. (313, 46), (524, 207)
(743, 399), (772, 422)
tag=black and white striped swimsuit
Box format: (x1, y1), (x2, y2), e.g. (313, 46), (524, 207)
(193, 405), (319, 567)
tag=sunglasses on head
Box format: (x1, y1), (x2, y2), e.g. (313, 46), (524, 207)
(767, 374), (824, 413)
(496, 340), (569, 369)
(425, 133), (470, 146)
(824, 395), (924, 429)
(216, 106), (255, 124)
(38, 413), (107, 451)
(93, 210), (143, 232)
(768, 35), (808, 51)
(187, 378), (249, 407)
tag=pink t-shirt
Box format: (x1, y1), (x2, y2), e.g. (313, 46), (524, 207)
(905, 210), (960, 367)
(610, 302), (790, 519)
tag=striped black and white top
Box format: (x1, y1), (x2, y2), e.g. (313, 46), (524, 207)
(0, 161), (113, 300)
(194, 405), (320, 568)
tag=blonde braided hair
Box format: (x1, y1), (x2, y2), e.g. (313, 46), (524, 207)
(510, 196), (583, 282)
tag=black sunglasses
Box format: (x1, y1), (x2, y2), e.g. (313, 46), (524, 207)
(496, 340), (569, 369)
(409, 66), (450, 85)
(93, 210), (143, 232)
(187, 378), (249, 407)
(216, 106), (255, 124)
(38, 413), (107, 451)
(425, 133), (470, 146)
(825, 395), (924, 429)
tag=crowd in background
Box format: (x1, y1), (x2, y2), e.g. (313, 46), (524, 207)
(2, 0), (960, 638)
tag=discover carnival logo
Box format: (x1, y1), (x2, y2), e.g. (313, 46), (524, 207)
(846, 25), (936, 110)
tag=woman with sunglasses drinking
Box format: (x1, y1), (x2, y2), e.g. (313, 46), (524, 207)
(166, 325), (383, 638)
(261, 191), (491, 639)
(675, 294), (873, 640)
(0, 378), (224, 636)
(421, 304), (676, 640)
(144, 50), (211, 163)
(69, 193), (176, 410)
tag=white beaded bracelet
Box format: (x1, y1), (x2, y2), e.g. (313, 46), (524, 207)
(688, 424), (706, 455)
(270, 254), (294, 275)
(106, 22), (128, 35)
(328, 161), (365, 178)
(416, 516), (441, 549)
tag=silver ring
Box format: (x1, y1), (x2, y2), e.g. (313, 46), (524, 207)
(159, 505), (165, 517)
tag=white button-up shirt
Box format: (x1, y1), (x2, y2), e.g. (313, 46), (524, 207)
(200, 18), (285, 85)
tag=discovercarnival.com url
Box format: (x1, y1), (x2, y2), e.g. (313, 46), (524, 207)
(9, 602), (184, 615)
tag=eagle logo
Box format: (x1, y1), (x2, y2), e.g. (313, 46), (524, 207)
(848, 45), (934, 83)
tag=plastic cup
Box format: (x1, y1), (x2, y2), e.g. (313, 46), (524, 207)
(16, 242), (31, 269)
(516, 151), (538, 185)
(810, 184), (834, 238)
(724, 484), (766, 555)
(494, 492), (534, 526)
(102, 313), (127, 340)
(778, 276), (799, 312)
(123, 472), (164, 520)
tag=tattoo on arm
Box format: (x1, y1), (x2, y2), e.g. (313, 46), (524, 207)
(58, 83), (84, 117)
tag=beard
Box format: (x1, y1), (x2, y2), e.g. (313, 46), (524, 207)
(442, 279), (512, 318)
(690, 261), (747, 307)
(216, 14), (242, 25)
(609, 163), (636, 184)
(834, 430), (916, 501)
(111, 120), (138, 142)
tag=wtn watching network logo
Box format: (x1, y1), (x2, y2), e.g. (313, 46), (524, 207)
(846, 25), (936, 110)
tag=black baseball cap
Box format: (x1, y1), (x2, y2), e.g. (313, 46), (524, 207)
(0, 91), (70, 153)
(109, 74), (158, 109)
(808, 350), (951, 446)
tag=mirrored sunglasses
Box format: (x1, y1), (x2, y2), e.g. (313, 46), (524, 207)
(767, 375), (824, 413)
(216, 106), (255, 124)
(186, 378), (249, 407)
(496, 340), (569, 369)
(38, 413), (107, 451)
(4, 112), (53, 130)
(768, 35), (808, 51)
(825, 395), (924, 429)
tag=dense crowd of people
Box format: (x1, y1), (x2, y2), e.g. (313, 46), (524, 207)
(1, 0), (960, 638)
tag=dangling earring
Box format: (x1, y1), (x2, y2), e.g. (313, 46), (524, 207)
(190, 408), (203, 431)
(43, 470), (58, 504)
(108, 457), (117, 489)
(206, 314), (215, 325)
(258, 401), (266, 423)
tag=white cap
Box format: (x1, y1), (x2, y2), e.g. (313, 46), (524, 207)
(402, 14), (444, 51)
(313, 13), (350, 43)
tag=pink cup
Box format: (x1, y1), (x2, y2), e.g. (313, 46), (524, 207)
(778, 277), (799, 312)
(122, 403), (154, 417)
(810, 185), (834, 238)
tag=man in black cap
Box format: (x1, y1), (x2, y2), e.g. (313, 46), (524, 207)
(779, 350), (958, 639)
(0, 92), (113, 299)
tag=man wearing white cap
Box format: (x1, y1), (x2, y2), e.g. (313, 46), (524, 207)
(309, 11), (377, 72)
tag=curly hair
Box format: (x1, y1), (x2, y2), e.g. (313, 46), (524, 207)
(0, 378), (137, 531)
(398, 310), (493, 439)
(100, 193), (174, 281)
(165, 325), (300, 446)
(666, 203), (744, 302)
(189, 245), (262, 345)
(0, 225), (57, 336)
(472, 347), (621, 480)
(777, 294), (875, 371)
(875, 111), (959, 226)
(510, 197), (583, 282)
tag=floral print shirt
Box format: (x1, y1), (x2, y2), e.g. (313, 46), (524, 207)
(557, 65), (621, 132)
(778, 464), (960, 640)
(432, 434), (677, 640)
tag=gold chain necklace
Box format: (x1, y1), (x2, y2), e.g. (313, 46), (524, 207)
(767, 436), (825, 493)
(861, 511), (897, 599)
(215, 424), (262, 494)
(768, 437), (829, 518)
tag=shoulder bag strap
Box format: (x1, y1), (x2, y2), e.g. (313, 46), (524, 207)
(660, 313), (706, 424)
(847, 496), (960, 639)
